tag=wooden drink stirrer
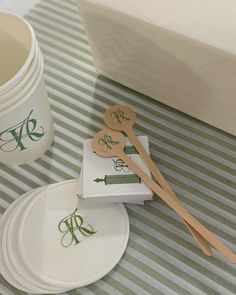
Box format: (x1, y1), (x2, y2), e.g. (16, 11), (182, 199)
(104, 104), (212, 256)
(92, 128), (236, 263)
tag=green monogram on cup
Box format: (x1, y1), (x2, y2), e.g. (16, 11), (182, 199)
(58, 208), (97, 248)
(110, 108), (130, 124)
(98, 133), (119, 151)
(0, 109), (45, 152)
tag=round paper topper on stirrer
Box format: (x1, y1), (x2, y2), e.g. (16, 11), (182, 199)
(92, 128), (125, 158)
(104, 104), (136, 131)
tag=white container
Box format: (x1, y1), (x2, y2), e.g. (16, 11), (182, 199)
(77, 0), (236, 136)
(0, 12), (54, 165)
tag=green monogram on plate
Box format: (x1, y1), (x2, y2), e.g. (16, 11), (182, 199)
(110, 108), (130, 124)
(98, 133), (119, 151)
(58, 208), (97, 248)
(0, 109), (45, 152)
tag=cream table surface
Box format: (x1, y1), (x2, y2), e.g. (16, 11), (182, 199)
(0, 0), (236, 294)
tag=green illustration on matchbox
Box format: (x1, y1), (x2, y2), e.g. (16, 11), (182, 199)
(113, 146), (139, 172)
(110, 108), (130, 124)
(124, 145), (138, 154)
(98, 133), (119, 151)
(113, 158), (130, 173)
(58, 208), (97, 248)
(94, 174), (141, 185)
(0, 109), (45, 152)
(93, 145), (138, 154)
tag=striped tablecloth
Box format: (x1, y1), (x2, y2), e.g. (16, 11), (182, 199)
(0, 0), (236, 294)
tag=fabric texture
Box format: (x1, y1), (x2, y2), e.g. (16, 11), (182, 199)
(0, 0), (236, 294)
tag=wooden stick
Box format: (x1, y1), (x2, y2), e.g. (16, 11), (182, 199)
(92, 128), (236, 263)
(104, 104), (212, 255)
(119, 152), (236, 263)
(125, 126), (212, 256)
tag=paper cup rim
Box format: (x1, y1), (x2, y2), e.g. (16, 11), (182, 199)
(0, 43), (41, 104)
(0, 11), (36, 93)
(0, 45), (42, 109)
(0, 49), (42, 112)
(0, 57), (44, 116)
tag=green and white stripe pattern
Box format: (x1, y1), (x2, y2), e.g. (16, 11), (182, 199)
(0, 0), (236, 294)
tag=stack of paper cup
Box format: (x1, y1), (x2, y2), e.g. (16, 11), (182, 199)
(0, 11), (54, 165)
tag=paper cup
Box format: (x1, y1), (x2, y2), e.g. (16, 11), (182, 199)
(0, 59), (54, 166)
(0, 11), (36, 95)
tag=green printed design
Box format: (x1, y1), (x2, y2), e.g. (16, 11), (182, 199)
(93, 145), (137, 154)
(58, 208), (97, 248)
(124, 145), (138, 154)
(98, 133), (119, 151)
(113, 158), (130, 172)
(0, 110), (45, 152)
(111, 108), (130, 124)
(94, 174), (141, 185)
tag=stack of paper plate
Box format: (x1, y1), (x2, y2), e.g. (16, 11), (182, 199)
(0, 179), (129, 293)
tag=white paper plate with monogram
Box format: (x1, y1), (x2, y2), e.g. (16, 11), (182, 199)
(17, 179), (130, 289)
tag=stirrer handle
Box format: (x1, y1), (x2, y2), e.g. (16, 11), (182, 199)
(125, 127), (212, 255)
(119, 151), (236, 263)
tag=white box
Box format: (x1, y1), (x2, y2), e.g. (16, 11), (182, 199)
(77, 0), (236, 136)
(78, 136), (153, 204)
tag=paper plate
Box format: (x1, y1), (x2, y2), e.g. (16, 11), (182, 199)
(3, 186), (68, 294)
(0, 191), (33, 293)
(18, 179), (130, 288)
